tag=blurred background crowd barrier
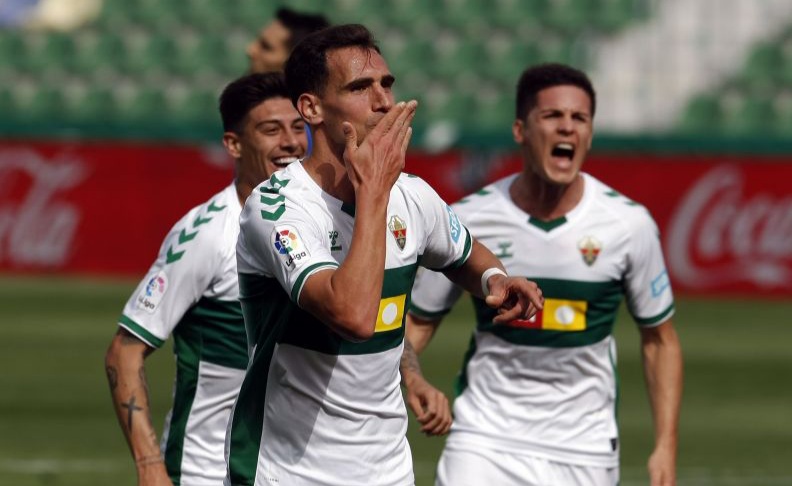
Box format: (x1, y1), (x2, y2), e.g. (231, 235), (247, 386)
(1, 0), (791, 297)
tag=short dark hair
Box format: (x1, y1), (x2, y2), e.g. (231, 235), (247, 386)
(284, 24), (380, 106)
(515, 63), (596, 120)
(219, 72), (290, 133)
(275, 7), (330, 51)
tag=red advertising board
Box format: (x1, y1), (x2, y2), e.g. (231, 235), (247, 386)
(1, 141), (791, 297)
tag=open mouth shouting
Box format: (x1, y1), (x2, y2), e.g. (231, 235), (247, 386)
(551, 142), (575, 168)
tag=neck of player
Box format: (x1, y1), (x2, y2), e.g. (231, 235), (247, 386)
(510, 171), (584, 221)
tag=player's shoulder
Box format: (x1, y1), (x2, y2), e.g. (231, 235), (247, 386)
(158, 184), (239, 267)
(585, 173), (657, 231)
(451, 174), (516, 219)
(243, 164), (324, 235)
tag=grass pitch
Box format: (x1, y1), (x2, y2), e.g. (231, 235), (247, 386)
(0, 275), (790, 485)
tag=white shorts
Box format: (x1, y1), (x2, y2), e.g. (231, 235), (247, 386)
(435, 445), (619, 486)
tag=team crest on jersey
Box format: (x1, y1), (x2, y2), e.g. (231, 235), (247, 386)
(137, 270), (168, 314)
(272, 225), (310, 269)
(578, 235), (602, 266)
(388, 215), (407, 250)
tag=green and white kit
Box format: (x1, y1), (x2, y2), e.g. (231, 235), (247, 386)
(227, 162), (472, 486)
(119, 184), (247, 485)
(411, 173), (675, 469)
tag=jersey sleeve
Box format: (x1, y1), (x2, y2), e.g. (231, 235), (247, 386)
(624, 210), (675, 327)
(238, 202), (338, 304)
(118, 211), (219, 348)
(407, 176), (473, 271)
(409, 267), (464, 320)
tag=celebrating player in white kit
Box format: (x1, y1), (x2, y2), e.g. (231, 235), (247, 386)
(105, 72), (307, 485)
(408, 63), (683, 486)
(225, 25), (544, 486)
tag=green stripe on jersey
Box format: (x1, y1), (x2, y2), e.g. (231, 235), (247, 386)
(229, 274), (287, 485)
(635, 303), (675, 326)
(119, 315), (165, 348)
(175, 297), (248, 370)
(473, 278), (624, 348)
(164, 327), (201, 483)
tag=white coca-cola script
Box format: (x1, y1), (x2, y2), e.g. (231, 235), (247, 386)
(0, 148), (88, 267)
(667, 164), (792, 289)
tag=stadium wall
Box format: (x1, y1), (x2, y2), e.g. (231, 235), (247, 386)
(1, 140), (790, 297)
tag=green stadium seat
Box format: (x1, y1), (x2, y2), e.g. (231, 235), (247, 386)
(123, 35), (178, 76)
(170, 88), (219, 124)
(543, 0), (593, 35)
(742, 42), (784, 89)
(677, 94), (722, 134)
(429, 37), (485, 79)
(721, 96), (774, 135)
(117, 87), (170, 123)
(592, 0), (640, 33)
(18, 86), (67, 121)
(66, 87), (117, 123)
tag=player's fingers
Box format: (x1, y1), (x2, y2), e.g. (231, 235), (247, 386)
(406, 393), (425, 420)
(342, 122), (358, 153)
(370, 101), (406, 139)
(492, 305), (523, 323)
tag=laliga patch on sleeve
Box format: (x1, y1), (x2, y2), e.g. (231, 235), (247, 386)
(136, 270), (168, 314)
(445, 205), (461, 243)
(272, 225), (311, 269)
(651, 269), (670, 298)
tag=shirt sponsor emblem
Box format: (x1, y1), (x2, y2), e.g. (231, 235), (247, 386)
(137, 270), (168, 314)
(508, 298), (587, 331)
(388, 215), (407, 250)
(446, 205), (461, 243)
(651, 269), (670, 297)
(375, 294), (406, 332)
(272, 225), (310, 269)
(578, 235), (602, 266)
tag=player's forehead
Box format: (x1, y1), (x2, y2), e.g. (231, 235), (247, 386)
(325, 47), (390, 87)
(247, 97), (301, 124)
(534, 85), (592, 114)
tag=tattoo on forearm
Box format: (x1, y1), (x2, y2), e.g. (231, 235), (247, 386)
(121, 395), (143, 430)
(135, 454), (164, 467)
(401, 340), (422, 375)
(106, 365), (118, 392)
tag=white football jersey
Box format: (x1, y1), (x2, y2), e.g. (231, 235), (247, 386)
(120, 184), (247, 484)
(410, 173), (675, 468)
(228, 162), (472, 486)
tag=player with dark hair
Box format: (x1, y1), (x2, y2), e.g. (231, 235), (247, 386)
(225, 24), (544, 486)
(105, 72), (307, 486)
(408, 63), (683, 486)
(247, 7), (330, 74)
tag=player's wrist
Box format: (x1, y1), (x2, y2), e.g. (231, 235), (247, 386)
(481, 267), (507, 296)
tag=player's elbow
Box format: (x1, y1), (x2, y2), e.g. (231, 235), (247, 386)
(324, 306), (377, 342)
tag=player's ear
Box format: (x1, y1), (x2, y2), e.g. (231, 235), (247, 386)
(512, 119), (525, 144)
(297, 93), (322, 125)
(222, 132), (242, 159)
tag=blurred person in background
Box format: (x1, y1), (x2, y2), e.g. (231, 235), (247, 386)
(104, 72), (307, 486)
(247, 7), (330, 73)
(407, 63), (683, 486)
(224, 24), (543, 486)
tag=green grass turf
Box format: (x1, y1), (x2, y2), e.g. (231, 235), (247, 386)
(0, 275), (790, 485)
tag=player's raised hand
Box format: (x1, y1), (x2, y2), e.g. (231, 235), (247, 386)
(485, 276), (544, 324)
(342, 100), (416, 197)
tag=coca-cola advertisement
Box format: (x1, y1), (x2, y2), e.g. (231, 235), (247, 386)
(1, 141), (790, 297)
